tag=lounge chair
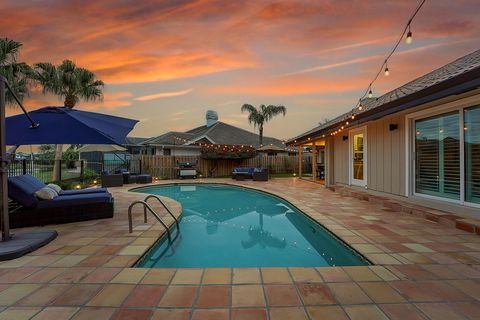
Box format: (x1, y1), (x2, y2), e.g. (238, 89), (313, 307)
(7, 174), (114, 228)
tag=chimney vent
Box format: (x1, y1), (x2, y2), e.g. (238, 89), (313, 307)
(206, 110), (218, 127)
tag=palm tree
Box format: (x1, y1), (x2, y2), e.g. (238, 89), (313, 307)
(34, 60), (104, 181)
(241, 104), (286, 146)
(34, 60), (104, 108)
(0, 38), (33, 105)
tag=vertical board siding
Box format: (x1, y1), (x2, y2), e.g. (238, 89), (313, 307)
(383, 119), (393, 194)
(334, 115), (407, 197)
(333, 134), (349, 184)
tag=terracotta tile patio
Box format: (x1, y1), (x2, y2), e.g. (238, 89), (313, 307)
(0, 178), (479, 319)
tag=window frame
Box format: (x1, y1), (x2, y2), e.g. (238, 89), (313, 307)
(405, 95), (480, 208)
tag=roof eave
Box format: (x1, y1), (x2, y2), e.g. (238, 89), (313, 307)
(287, 67), (480, 146)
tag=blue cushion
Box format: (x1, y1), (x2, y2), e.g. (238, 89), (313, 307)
(59, 188), (108, 196)
(234, 167), (252, 173)
(8, 174), (45, 207)
(36, 192), (112, 209)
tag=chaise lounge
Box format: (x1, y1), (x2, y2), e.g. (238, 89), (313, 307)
(8, 174), (114, 228)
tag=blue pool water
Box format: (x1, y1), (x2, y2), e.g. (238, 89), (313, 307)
(133, 184), (368, 268)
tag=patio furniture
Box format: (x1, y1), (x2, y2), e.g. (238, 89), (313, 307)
(253, 168), (269, 181)
(137, 174), (153, 184)
(231, 167), (255, 179)
(8, 174), (114, 228)
(122, 172), (138, 184)
(235, 174), (245, 181)
(101, 172), (123, 187)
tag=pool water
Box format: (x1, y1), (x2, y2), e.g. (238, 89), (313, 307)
(133, 184), (368, 268)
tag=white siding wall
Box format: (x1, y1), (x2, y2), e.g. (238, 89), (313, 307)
(332, 114), (406, 196)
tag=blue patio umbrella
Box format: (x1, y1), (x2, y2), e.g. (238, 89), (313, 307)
(6, 106), (138, 146)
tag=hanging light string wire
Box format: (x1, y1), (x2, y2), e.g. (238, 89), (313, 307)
(352, 0), (427, 113)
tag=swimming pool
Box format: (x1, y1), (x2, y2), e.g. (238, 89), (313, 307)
(133, 184), (369, 268)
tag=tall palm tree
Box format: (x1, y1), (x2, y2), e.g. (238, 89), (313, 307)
(241, 104), (286, 146)
(34, 60), (104, 181)
(0, 38), (33, 105)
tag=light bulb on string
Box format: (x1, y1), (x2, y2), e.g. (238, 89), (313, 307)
(384, 64), (390, 76)
(406, 25), (413, 44)
(368, 89), (373, 98)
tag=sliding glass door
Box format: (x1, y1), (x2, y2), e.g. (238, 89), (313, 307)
(413, 104), (480, 206)
(415, 112), (460, 200)
(465, 106), (480, 204)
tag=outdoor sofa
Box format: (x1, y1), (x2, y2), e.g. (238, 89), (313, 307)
(231, 167), (269, 181)
(8, 174), (114, 228)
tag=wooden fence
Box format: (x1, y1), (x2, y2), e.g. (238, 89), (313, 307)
(139, 154), (299, 178)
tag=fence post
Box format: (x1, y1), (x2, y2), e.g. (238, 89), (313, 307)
(22, 159), (27, 175)
(80, 160), (84, 182)
(139, 159), (142, 174)
(57, 160), (62, 182)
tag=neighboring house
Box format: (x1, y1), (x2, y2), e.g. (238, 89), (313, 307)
(287, 49), (480, 215)
(141, 111), (289, 156)
(124, 137), (149, 155)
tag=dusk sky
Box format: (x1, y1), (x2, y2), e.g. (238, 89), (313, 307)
(3, 0), (480, 140)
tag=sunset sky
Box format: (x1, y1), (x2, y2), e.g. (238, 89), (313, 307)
(3, 0), (480, 140)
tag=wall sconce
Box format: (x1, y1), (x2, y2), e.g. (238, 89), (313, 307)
(342, 136), (348, 141)
(389, 124), (398, 131)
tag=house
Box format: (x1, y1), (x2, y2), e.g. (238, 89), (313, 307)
(124, 137), (149, 155)
(287, 49), (480, 215)
(141, 110), (290, 156)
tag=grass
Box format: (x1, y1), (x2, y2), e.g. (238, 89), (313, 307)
(270, 172), (296, 178)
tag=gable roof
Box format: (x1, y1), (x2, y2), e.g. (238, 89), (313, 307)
(141, 132), (196, 146)
(124, 137), (148, 145)
(143, 121), (285, 148)
(287, 49), (480, 145)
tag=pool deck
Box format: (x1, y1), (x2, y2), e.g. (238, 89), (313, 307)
(1, 178), (479, 320)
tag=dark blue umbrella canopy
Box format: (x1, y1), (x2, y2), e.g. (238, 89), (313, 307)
(6, 107), (138, 146)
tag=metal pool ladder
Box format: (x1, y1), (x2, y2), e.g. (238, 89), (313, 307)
(128, 195), (180, 242)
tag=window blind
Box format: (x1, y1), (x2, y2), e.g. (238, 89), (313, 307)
(415, 112), (460, 200)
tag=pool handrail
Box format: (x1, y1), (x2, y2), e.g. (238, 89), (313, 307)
(128, 200), (171, 242)
(144, 194), (180, 231)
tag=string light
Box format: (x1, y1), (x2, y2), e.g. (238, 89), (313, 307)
(406, 25), (413, 44)
(287, 0), (426, 146)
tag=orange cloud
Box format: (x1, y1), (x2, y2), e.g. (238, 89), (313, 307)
(135, 89), (193, 101)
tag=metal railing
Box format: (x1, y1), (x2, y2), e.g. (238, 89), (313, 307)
(144, 194), (180, 230)
(128, 195), (180, 242)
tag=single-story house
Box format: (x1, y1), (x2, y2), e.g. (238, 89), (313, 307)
(287, 49), (480, 215)
(140, 110), (292, 156)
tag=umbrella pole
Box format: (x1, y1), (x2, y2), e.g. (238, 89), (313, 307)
(0, 76), (10, 241)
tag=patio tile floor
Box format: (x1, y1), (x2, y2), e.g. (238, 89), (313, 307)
(0, 178), (479, 319)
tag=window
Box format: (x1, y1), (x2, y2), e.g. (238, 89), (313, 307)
(465, 106), (480, 204)
(353, 133), (364, 181)
(163, 148), (171, 156)
(415, 111), (460, 200)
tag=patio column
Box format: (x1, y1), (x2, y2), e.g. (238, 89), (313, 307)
(298, 145), (302, 178)
(312, 141), (317, 182)
(0, 77), (9, 240)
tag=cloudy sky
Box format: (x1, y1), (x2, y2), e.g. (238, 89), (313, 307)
(3, 0), (480, 140)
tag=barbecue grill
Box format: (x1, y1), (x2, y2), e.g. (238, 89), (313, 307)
(176, 161), (197, 179)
